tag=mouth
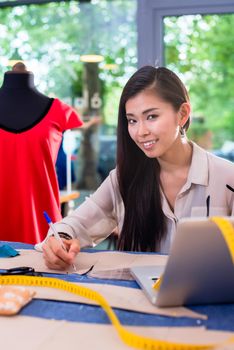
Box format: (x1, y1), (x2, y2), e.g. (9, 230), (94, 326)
(140, 140), (158, 150)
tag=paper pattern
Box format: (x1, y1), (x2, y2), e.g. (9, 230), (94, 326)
(0, 249), (168, 275)
(1, 316), (233, 350)
(19, 282), (206, 319)
(0, 249), (205, 319)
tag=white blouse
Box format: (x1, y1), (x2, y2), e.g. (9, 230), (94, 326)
(36, 142), (234, 254)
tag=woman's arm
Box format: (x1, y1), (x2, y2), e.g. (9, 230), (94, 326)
(41, 169), (121, 269)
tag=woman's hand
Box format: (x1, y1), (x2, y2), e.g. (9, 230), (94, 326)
(42, 237), (80, 270)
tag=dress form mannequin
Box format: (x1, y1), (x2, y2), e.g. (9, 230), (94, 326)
(0, 62), (52, 131)
(0, 62), (82, 244)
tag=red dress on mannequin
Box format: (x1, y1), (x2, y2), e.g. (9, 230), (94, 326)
(0, 98), (82, 244)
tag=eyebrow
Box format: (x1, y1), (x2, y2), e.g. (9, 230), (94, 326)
(126, 108), (160, 117)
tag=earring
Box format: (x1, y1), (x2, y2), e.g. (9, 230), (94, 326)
(180, 125), (185, 136)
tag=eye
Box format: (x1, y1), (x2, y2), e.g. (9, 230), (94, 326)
(127, 118), (136, 125)
(147, 114), (158, 120)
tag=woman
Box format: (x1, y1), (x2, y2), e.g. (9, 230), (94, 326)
(39, 66), (234, 270)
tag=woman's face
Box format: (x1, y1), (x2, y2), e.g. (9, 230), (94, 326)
(125, 89), (186, 159)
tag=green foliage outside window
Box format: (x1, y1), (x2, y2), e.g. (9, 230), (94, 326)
(165, 14), (234, 148)
(0, 0), (137, 126)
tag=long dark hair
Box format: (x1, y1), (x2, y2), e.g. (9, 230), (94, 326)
(117, 66), (190, 252)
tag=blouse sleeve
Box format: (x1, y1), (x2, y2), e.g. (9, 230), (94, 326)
(36, 169), (121, 250)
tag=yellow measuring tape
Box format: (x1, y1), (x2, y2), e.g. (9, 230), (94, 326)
(210, 216), (234, 263)
(0, 216), (233, 350)
(0, 275), (219, 350)
(152, 275), (162, 290)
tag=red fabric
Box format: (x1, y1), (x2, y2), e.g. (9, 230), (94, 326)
(0, 98), (82, 244)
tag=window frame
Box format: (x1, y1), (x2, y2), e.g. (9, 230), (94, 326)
(0, 0), (90, 8)
(137, 0), (234, 67)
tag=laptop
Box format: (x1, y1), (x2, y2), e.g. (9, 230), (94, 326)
(130, 217), (234, 307)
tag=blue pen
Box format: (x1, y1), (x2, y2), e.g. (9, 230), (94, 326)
(43, 211), (76, 271)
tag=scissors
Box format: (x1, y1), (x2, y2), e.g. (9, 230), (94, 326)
(0, 266), (43, 276)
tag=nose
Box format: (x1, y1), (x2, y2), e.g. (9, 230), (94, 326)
(137, 121), (150, 136)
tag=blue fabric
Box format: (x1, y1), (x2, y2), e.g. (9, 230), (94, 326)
(56, 140), (76, 190)
(19, 276), (234, 331)
(2, 241), (234, 331)
(0, 244), (19, 257)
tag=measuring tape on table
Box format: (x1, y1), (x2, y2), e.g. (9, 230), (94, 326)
(210, 216), (234, 263)
(0, 217), (234, 350)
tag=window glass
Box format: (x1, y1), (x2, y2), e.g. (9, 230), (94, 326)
(164, 14), (234, 156)
(0, 0), (137, 126)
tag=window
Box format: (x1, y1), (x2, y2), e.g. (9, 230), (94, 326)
(137, 0), (234, 152)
